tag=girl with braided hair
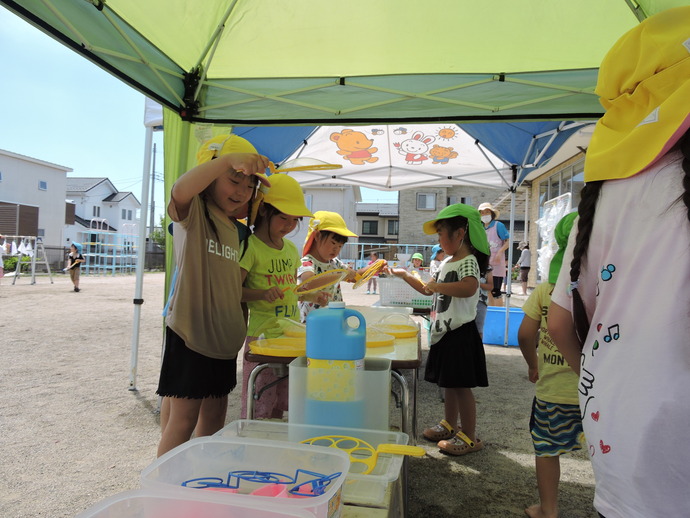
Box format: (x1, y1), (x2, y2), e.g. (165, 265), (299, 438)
(548, 8), (690, 517)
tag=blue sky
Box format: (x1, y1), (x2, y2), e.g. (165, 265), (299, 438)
(0, 8), (396, 225)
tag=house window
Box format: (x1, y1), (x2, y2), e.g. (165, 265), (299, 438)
(128, 210), (133, 220)
(447, 196), (457, 206)
(37, 228), (45, 237)
(93, 206), (101, 217)
(417, 193), (436, 210)
(387, 220), (399, 236)
(362, 220), (378, 235)
(460, 196), (471, 205)
(122, 209), (127, 219)
(38, 180), (48, 191)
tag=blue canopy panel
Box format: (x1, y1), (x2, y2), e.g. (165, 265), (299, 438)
(458, 121), (589, 185)
(232, 126), (317, 165)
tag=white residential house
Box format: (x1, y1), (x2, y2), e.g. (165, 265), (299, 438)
(0, 148), (72, 247)
(64, 177), (141, 243)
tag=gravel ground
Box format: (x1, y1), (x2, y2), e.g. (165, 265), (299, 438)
(0, 272), (597, 517)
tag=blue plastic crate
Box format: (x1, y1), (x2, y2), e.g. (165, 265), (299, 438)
(483, 307), (525, 347)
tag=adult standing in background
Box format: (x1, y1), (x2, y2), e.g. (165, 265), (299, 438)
(515, 242), (531, 295)
(478, 202), (509, 306)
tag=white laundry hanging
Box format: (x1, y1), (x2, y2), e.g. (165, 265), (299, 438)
(24, 240), (33, 258)
(11, 240), (18, 255)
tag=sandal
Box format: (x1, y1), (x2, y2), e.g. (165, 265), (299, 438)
(438, 432), (484, 456)
(423, 419), (455, 441)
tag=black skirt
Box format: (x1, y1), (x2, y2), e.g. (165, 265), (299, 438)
(424, 320), (488, 388)
(157, 326), (238, 398)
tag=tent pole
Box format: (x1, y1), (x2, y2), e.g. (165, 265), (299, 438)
(129, 126), (154, 391)
(504, 167), (518, 346)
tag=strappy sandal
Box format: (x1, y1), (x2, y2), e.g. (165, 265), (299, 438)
(438, 431), (484, 456)
(422, 419), (455, 441)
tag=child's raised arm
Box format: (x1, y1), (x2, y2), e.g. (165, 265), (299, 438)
(171, 153), (268, 220)
(425, 276), (478, 298)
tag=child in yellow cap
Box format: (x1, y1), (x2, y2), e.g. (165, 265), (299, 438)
(298, 211), (357, 322)
(156, 134), (269, 457)
(548, 8), (690, 517)
(239, 173), (313, 419)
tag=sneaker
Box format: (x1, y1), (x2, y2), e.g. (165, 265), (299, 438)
(366, 291), (370, 294)
(422, 419), (454, 441)
(438, 432), (484, 456)
(74, 287), (80, 292)
(372, 291), (377, 294)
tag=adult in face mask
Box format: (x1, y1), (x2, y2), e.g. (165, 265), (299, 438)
(478, 203), (509, 306)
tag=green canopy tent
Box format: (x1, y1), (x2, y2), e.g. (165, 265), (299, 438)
(2, 0), (682, 125)
(2, 0), (683, 385)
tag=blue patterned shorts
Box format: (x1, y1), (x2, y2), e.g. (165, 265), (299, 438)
(529, 397), (584, 457)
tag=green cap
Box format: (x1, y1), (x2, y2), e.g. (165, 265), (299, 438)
(548, 212), (578, 284)
(423, 203), (490, 255)
(411, 253), (424, 261)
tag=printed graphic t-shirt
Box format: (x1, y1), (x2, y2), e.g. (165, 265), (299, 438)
(521, 282), (579, 405)
(240, 234), (300, 335)
(297, 254), (347, 322)
(430, 254), (479, 345)
(552, 151), (690, 518)
(165, 195), (246, 360)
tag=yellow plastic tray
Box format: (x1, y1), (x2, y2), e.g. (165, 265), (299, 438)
(249, 337), (306, 357)
(370, 323), (418, 339)
(365, 329), (396, 348)
(283, 326), (306, 338)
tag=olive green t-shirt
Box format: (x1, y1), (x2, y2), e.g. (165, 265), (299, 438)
(166, 194), (246, 360)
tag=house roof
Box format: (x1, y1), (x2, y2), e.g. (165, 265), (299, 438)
(66, 177), (141, 206)
(0, 148), (72, 172)
(74, 214), (117, 232)
(66, 177), (114, 193)
(104, 191), (140, 205)
(357, 203), (398, 217)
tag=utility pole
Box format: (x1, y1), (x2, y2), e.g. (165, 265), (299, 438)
(148, 143), (156, 250)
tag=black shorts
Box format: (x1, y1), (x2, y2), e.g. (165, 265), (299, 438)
(519, 267), (530, 283)
(157, 326), (238, 399)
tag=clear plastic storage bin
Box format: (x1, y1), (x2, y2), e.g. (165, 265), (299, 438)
(378, 277), (433, 309)
(216, 420), (409, 506)
(140, 437), (349, 518)
(289, 356), (391, 431)
(75, 489), (315, 518)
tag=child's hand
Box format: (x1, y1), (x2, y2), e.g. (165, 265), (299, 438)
(314, 291), (332, 307)
(222, 153), (270, 177)
(262, 286), (285, 303)
(388, 267), (407, 278)
(344, 267), (357, 283)
(528, 367), (539, 383)
(423, 280), (438, 294)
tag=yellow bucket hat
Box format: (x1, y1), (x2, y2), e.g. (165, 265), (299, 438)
(302, 211), (357, 256)
(585, 7), (690, 182)
(262, 173), (313, 218)
(196, 134), (271, 186)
